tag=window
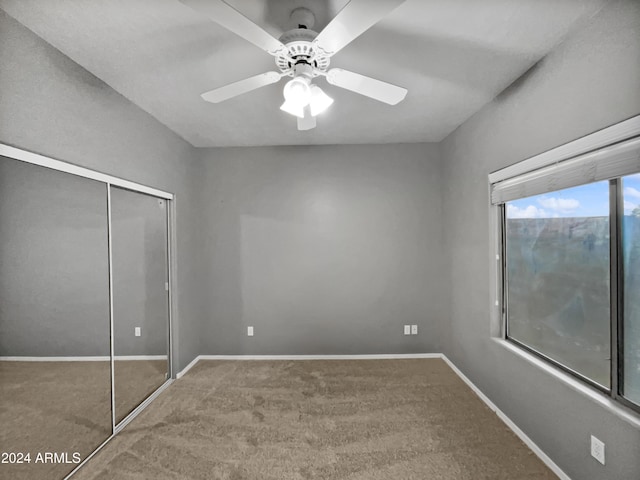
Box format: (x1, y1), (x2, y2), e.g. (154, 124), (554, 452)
(623, 174), (640, 405)
(491, 124), (640, 413)
(505, 182), (610, 388)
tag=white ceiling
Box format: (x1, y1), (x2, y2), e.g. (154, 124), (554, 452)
(0, 0), (605, 147)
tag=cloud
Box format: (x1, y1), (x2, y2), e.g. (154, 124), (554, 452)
(624, 200), (639, 215)
(537, 197), (580, 212)
(507, 204), (548, 219)
(624, 186), (640, 200)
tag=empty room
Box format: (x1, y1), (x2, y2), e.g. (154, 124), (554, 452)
(1, 0), (639, 479)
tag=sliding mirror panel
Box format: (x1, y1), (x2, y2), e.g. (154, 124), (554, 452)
(110, 186), (170, 424)
(0, 156), (112, 480)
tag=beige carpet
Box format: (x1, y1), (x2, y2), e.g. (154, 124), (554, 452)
(0, 360), (167, 480)
(115, 360), (168, 423)
(70, 359), (557, 480)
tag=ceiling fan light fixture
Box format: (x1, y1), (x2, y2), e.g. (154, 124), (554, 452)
(283, 77), (311, 108)
(309, 85), (334, 116)
(182, 0), (410, 131)
(280, 99), (305, 118)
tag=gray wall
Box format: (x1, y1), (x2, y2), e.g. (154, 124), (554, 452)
(0, 158), (170, 358)
(0, 156), (111, 356)
(440, 1), (640, 479)
(111, 187), (170, 357)
(0, 10), (203, 371)
(197, 143), (447, 355)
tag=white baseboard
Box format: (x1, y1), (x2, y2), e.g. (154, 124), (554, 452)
(175, 352), (569, 480)
(440, 355), (571, 480)
(0, 356), (110, 362)
(175, 353), (440, 378)
(0, 355), (167, 362)
(200, 353), (442, 361)
(115, 355), (168, 361)
(176, 355), (201, 379)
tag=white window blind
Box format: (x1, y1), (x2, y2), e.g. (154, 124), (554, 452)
(490, 136), (640, 205)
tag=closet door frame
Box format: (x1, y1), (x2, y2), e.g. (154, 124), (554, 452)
(0, 143), (176, 478)
(109, 184), (174, 432)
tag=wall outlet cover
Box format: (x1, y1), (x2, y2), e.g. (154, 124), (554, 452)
(403, 325), (411, 335)
(411, 325), (418, 335)
(247, 326), (254, 337)
(590, 435), (605, 465)
(135, 327), (141, 337)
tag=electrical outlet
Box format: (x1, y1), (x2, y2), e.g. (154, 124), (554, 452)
(403, 325), (411, 335)
(591, 435), (605, 465)
(247, 326), (254, 337)
(411, 325), (418, 335)
(135, 327), (141, 337)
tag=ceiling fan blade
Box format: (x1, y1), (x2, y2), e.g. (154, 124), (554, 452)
(326, 68), (407, 105)
(297, 107), (316, 131)
(313, 0), (406, 56)
(201, 71), (283, 103)
(180, 0), (287, 56)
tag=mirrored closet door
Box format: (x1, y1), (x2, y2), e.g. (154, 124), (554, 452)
(0, 155), (112, 480)
(110, 186), (170, 425)
(0, 147), (174, 480)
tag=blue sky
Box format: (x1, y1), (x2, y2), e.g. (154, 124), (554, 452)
(507, 174), (640, 218)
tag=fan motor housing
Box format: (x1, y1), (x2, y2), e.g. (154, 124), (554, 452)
(276, 28), (330, 74)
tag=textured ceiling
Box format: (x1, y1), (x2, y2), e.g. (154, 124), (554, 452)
(0, 0), (605, 147)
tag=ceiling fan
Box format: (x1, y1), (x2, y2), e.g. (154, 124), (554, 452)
(180, 0), (408, 131)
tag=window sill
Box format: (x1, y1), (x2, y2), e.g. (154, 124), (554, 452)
(491, 337), (640, 429)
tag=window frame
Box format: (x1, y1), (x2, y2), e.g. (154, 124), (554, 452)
(497, 162), (640, 415)
(489, 115), (640, 414)
(500, 188), (611, 395)
(613, 176), (640, 414)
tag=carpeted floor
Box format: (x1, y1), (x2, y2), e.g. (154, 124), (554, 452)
(0, 360), (167, 480)
(70, 359), (557, 480)
(115, 360), (168, 423)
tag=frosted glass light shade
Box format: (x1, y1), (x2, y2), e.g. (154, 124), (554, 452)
(280, 100), (305, 118)
(309, 85), (334, 116)
(283, 77), (311, 107)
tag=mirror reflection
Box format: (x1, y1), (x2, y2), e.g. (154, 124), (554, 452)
(0, 156), (112, 480)
(110, 186), (170, 424)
